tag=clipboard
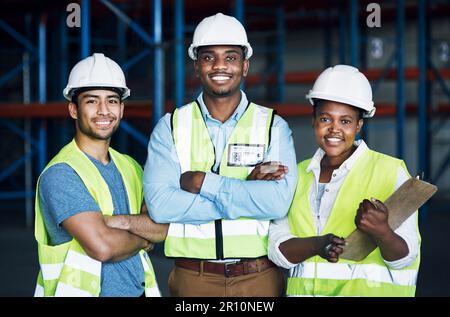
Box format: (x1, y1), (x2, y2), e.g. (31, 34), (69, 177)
(340, 177), (438, 261)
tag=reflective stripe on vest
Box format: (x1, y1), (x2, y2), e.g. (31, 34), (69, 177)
(166, 101), (273, 259)
(34, 139), (160, 297)
(286, 150), (421, 297)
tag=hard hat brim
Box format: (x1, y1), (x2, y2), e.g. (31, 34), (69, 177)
(188, 43), (253, 60)
(64, 85), (130, 101)
(307, 91), (375, 118)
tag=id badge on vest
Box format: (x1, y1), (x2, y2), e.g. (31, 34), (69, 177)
(227, 144), (265, 167)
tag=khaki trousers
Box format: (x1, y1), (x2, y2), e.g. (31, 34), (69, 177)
(168, 265), (285, 297)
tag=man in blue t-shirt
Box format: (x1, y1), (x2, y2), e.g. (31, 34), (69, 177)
(36, 53), (168, 296)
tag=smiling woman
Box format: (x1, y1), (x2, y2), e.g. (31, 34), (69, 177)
(313, 101), (363, 183)
(268, 65), (421, 297)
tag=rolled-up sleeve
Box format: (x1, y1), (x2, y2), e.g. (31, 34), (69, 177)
(268, 216), (298, 269)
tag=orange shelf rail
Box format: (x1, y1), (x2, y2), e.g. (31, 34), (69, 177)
(185, 67), (450, 88)
(1, 102), (449, 119)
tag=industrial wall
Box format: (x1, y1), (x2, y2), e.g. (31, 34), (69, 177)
(0, 0), (449, 297)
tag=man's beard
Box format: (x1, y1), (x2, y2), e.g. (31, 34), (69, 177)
(211, 87), (232, 96)
(208, 82), (242, 97)
(77, 118), (119, 140)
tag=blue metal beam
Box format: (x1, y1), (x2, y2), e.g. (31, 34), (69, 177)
(429, 62), (450, 99)
(433, 149), (450, 184)
(119, 120), (149, 146)
(0, 152), (34, 183)
(418, 0), (428, 177)
(175, 0), (185, 108)
(122, 49), (151, 72)
(339, 5), (347, 64)
(38, 15), (47, 173)
(371, 52), (396, 94)
(276, 5), (285, 103)
(117, 13), (127, 64)
(0, 120), (38, 147)
(0, 18), (37, 52)
(59, 12), (70, 150)
(350, 0), (366, 139)
(81, 0), (90, 58)
(234, 0), (245, 91)
(396, 0), (405, 159)
(60, 14), (68, 97)
(324, 7), (332, 68)
(38, 16), (46, 99)
(100, 0), (154, 46)
(117, 10), (128, 153)
(24, 13), (33, 228)
(350, 0), (360, 68)
(152, 0), (164, 128)
(0, 56), (36, 88)
(234, 0), (245, 23)
(418, 0), (428, 221)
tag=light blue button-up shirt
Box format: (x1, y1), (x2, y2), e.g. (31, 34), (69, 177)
(143, 91), (298, 225)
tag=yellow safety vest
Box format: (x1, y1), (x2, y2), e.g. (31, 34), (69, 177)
(287, 149), (420, 297)
(165, 101), (274, 259)
(34, 139), (160, 297)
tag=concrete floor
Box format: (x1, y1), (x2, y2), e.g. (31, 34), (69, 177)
(1, 199), (449, 297)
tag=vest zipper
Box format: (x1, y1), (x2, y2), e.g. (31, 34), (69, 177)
(317, 214), (321, 236)
(215, 219), (224, 259)
(314, 187), (319, 294)
(209, 123), (222, 259)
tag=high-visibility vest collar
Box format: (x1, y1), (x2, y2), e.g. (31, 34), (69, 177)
(287, 150), (420, 297)
(166, 101), (274, 259)
(34, 139), (160, 297)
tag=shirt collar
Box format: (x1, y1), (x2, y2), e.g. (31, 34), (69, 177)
(306, 139), (369, 173)
(196, 90), (249, 123)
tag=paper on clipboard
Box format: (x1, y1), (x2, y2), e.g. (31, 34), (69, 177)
(340, 177), (437, 261)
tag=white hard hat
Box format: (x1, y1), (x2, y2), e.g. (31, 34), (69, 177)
(63, 53), (130, 101)
(188, 12), (253, 61)
(306, 65), (376, 118)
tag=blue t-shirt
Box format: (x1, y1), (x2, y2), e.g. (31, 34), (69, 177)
(38, 153), (145, 297)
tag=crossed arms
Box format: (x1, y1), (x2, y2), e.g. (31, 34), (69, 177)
(62, 204), (168, 263)
(143, 114), (298, 225)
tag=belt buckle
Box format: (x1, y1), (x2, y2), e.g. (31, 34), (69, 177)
(224, 261), (239, 278)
